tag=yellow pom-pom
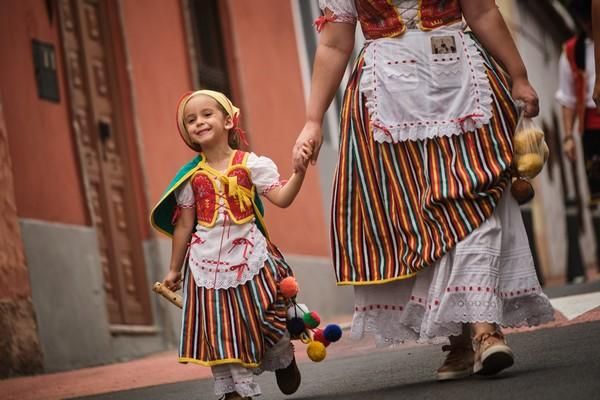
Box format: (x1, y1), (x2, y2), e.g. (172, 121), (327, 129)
(307, 341), (327, 362)
(517, 153), (544, 179)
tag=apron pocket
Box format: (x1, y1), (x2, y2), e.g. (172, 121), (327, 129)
(429, 55), (463, 89)
(382, 60), (419, 91)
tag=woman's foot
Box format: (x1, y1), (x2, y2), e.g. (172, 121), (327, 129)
(221, 392), (252, 400)
(275, 357), (301, 395)
(436, 327), (474, 381)
(472, 330), (514, 376)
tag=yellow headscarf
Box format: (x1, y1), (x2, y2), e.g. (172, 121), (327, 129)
(175, 90), (242, 151)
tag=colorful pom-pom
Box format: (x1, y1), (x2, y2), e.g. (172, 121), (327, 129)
(312, 328), (330, 347)
(307, 340), (327, 362)
(280, 277), (299, 298)
(287, 303), (309, 320)
(286, 317), (305, 336)
(302, 311), (321, 329)
(323, 324), (342, 342)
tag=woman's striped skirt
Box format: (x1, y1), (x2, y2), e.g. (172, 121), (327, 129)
(332, 35), (519, 284)
(179, 242), (292, 368)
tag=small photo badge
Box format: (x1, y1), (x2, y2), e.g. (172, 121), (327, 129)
(431, 36), (457, 55)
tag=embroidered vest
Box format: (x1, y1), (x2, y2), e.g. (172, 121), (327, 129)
(191, 150), (255, 227)
(355, 0), (462, 40)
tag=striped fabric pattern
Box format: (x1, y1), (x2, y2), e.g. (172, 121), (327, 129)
(332, 35), (518, 285)
(179, 242), (291, 367)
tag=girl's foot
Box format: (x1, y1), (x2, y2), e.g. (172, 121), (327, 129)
(275, 357), (301, 395)
(472, 330), (514, 376)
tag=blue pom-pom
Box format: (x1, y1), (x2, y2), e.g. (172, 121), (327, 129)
(287, 317), (305, 336)
(323, 324), (342, 342)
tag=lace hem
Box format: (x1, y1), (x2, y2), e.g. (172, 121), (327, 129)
(351, 292), (555, 347)
(214, 379), (261, 398)
(361, 31), (494, 143)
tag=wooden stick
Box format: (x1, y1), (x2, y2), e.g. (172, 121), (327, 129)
(152, 282), (183, 309)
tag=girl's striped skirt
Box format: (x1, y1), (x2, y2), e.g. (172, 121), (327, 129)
(179, 242), (292, 368)
(332, 35), (518, 284)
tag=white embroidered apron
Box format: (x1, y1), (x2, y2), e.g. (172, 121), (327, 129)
(360, 27), (494, 143)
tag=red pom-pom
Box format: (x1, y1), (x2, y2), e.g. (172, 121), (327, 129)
(313, 328), (330, 347)
(280, 277), (299, 298)
(303, 311), (321, 329)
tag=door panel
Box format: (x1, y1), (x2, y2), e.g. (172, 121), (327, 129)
(59, 0), (151, 325)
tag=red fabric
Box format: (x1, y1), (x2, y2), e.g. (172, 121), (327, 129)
(419, 0), (462, 30)
(585, 108), (600, 130)
(356, 0), (405, 39)
(314, 15), (335, 33)
(565, 37), (587, 134)
(191, 173), (217, 225)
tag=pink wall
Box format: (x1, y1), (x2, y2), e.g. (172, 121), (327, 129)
(119, 0), (196, 224)
(0, 1), (88, 225)
(227, 0), (329, 256)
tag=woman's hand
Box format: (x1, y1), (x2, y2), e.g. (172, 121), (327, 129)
(163, 270), (182, 292)
(512, 78), (539, 118)
(563, 136), (576, 162)
(293, 121), (323, 172)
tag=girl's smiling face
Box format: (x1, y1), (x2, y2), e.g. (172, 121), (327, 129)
(183, 95), (233, 149)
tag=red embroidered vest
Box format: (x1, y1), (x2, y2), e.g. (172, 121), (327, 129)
(191, 151), (255, 227)
(355, 0), (462, 40)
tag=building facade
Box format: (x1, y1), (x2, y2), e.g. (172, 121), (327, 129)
(0, 0), (596, 376)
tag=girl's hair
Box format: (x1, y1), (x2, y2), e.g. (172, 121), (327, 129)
(212, 102), (240, 150)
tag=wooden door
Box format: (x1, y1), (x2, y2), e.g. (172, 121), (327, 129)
(58, 0), (152, 326)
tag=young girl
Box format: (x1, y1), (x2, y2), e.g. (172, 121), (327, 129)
(151, 90), (313, 399)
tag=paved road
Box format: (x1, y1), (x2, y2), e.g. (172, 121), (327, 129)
(72, 320), (600, 400)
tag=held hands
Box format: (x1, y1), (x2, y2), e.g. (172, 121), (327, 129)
(293, 121), (323, 173)
(511, 78), (539, 118)
(163, 270), (182, 292)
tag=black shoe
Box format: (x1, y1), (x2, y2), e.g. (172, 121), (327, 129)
(275, 358), (301, 395)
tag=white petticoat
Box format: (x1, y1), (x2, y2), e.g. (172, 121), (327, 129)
(351, 191), (555, 347)
(212, 335), (294, 397)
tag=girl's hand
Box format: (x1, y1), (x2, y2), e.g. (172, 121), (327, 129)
(293, 121), (323, 172)
(163, 270), (182, 291)
(296, 140), (315, 172)
(512, 78), (539, 118)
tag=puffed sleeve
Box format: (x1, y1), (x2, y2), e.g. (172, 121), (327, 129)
(247, 153), (285, 195)
(555, 51), (576, 109)
(174, 180), (195, 208)
(316, 0), (357, 32)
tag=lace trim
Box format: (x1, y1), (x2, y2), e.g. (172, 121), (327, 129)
(261, 180), (287, 195)
(214, 377), (261, 397)
(351, 292), (555, 347)
(361, 31), (494, 143)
